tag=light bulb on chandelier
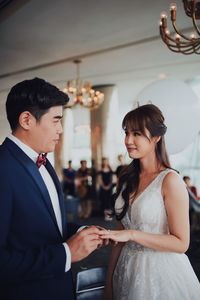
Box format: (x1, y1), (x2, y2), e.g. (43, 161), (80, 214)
(63, 59), (104, 109)
(159, 0), (200, 55)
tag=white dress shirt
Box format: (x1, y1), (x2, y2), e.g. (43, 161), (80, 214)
(8, 134), (71, 272)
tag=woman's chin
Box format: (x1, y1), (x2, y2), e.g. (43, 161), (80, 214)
(128, 153), (139, 160)
(128, 151), (135, 157)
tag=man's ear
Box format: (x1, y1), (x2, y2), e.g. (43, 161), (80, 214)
(18, 111), (35, 130)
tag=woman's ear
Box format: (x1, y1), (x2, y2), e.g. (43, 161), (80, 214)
(18, 111), (34, 130)
(153, 136), (161, 144)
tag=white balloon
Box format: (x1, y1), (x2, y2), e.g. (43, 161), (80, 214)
(136, 79), (200, 154)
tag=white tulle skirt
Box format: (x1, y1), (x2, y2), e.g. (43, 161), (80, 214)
(113, 244), (200, 300)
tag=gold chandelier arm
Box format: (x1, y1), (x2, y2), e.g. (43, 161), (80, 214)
(172, 20), (193, 41)
(163, 36), (200, 51)
(170, 4), (194, 41)
(167, 41), (200, 54)
(160, 25), (198, 45)
(160, 25), (200, 54)
(192, 11), (200, 35)
(169, 42), (200, 54)
(168, 34), (199, 46)
(193, 43), (200, 53)
(160, 1), (200, 54)
(75, 60), (80, 80)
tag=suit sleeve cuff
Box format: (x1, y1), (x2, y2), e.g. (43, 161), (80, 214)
(77, 225), (88, 232)
(63, 243), (71, 272)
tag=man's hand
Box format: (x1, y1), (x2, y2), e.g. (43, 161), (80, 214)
(66, 226), (102, 262)
(95, 226), (111, 247)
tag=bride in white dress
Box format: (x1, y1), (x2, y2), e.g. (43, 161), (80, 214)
(100, 104), (200, 300)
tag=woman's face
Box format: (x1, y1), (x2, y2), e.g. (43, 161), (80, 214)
(124, 127), (157, 160)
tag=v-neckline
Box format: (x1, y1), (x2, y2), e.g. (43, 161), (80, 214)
(129, 169), (167, 207)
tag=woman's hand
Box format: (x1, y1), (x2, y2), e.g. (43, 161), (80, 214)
(99, 229), (133, 243)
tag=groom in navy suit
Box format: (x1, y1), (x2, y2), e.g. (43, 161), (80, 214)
(0, 78), (102, 300)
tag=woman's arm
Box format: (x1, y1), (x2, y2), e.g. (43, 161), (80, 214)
(103, 222), (124, 300)
(101, 172), (190, 253)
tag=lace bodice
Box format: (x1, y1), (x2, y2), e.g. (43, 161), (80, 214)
(121, 169), (171, 234)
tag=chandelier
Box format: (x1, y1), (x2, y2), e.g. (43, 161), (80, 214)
(160, 0), (200, 54)
(63, 59), (104, 109)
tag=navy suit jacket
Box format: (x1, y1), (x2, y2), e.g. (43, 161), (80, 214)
(0, 138), (80, 300)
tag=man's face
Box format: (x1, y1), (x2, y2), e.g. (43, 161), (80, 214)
(28, 106), (63, 153)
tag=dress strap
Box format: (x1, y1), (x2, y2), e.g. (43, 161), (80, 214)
(157, 168), (178, 187)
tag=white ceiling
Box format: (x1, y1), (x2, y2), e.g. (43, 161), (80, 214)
(0, 0), (200, 94)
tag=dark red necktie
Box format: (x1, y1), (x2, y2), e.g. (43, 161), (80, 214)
(36, 153), (47, 168)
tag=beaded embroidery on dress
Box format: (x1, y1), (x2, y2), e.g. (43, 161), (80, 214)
(113, 169), (200, 300)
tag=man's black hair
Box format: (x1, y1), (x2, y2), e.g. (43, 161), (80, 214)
(6, 77), (69, 131)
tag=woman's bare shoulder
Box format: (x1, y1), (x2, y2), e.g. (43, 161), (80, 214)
(163, 170), (184, 188)
(162, 170), (188, 199)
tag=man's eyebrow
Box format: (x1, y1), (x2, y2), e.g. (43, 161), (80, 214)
(53, 115), (63, 119)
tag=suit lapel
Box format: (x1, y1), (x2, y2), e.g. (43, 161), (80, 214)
(45, 160), (66, 236)
(4, 138), (64, 237)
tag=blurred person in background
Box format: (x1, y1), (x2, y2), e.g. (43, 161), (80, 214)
(98, 157), (114, 221)
(115, 154), (127, 180)
(62, 160), (76, 197)
(76, 160), (92, 218)
(183, 176), (198, 198)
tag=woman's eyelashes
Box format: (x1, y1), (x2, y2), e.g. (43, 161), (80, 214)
(133, 131), (141, 136)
